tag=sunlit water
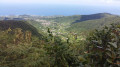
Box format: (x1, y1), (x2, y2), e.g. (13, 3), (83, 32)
(0, 5), (120, 16)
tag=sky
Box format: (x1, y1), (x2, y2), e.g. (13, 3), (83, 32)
(0, 0), (120, 6)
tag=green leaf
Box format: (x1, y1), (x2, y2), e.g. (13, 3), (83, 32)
(106, 52), (112, 57)
(78, 56), (86, 62)
(107, 59), (113, 63)
(108, 42), (117, 48)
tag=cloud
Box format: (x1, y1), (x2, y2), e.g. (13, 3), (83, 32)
(0, 0), (120, 6)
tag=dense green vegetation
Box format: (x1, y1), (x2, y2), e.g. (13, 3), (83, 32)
(0, 20), (86, 67)
(0, 13), (120, 67)
(0, 20), (42, 37)
(22, 13), (120, 38)
(68, 16), (120, 33)
(1, 13), (119, 38)
(86, 24), (120, 67)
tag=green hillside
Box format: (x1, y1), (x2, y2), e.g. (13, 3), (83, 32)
(67, 14), (120, 33)
(0, 13), (120, 67)
(73, 13), (117, 23)
(19, 13), (120, 40)
(0, 20), (42, 36)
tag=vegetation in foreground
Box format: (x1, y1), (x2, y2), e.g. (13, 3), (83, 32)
(0, 20), (120, 67)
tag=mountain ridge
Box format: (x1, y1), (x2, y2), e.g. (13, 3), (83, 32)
(72, 13), (118, 23)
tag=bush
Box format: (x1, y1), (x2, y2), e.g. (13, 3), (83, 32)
(86, 24), (120, 67)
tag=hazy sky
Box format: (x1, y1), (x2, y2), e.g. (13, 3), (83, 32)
(0, 0), (120, 6)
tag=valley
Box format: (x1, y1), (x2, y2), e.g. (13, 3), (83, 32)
(1, 13), (120, 42)
(0, 13), (120, 67)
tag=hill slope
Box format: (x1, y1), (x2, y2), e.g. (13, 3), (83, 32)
(67, 16), (120, 33)
(0, 13), (119, 36)
(72, 13), (117, 23)
(0, 20), (42, 36)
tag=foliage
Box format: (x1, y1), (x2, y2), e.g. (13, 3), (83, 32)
(0, 20), (42, 36)
(0, 20), (120, 67)
(86, 24), (120, 67)
(0, 27), (86, 67)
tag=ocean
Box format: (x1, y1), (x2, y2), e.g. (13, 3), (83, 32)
(0, 5), (120, 16)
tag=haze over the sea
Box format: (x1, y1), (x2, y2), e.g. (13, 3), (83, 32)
(0, 0), (120, 16)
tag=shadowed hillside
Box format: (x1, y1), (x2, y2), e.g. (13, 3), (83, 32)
(73, 13), (117, 23)
(67, 16), (120, 33)
(0, 20), (42, 37)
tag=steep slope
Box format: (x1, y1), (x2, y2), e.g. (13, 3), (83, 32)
(0, 20), (42, 36)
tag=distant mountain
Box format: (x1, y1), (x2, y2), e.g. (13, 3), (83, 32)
(67, 13), (120, 33)
(73, 13), (118, 23)
(0, 20), (42, 36)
